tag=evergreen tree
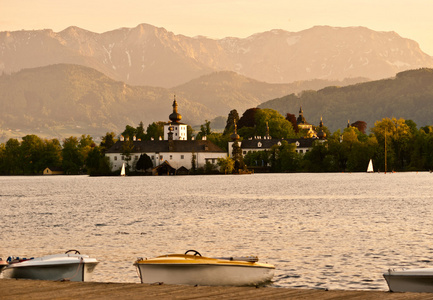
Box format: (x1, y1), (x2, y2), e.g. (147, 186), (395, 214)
(100, 132), (116, 153)
(136, 153), (153, 172)
(136, 121), (146, 141)
(223, 109), (239, 135)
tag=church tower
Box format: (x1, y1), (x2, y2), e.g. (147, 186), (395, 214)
(164, 95), (188, 140)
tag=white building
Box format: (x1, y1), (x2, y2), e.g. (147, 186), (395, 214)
(163, 96), (188, 140)
(105, 97), (227, 173)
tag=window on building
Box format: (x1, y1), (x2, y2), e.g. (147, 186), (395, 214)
(243, 151), (247, 154)
(114, 156), (117, 161)
(299, 150), (303, 153)
(181, 155), (184, 159)
(170, 155), (173, 160)
(160, 155), (163, 160)
(121, 155), (124, 160)
(151, 155), (154, 160)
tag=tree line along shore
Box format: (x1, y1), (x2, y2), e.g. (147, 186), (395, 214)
(0, 106), (432, 175)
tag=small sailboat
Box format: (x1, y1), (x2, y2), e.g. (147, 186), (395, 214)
(367, 159), (374, 173)
(120, 163), (126, 176)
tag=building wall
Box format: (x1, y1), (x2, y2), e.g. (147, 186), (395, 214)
(163, 124), (187, 140)
(107, 151), (225, 171)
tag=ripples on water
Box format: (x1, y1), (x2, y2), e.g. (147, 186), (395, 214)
(1, 172), (433, 290)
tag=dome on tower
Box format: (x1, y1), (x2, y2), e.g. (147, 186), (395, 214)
(169, 95), (182, 123)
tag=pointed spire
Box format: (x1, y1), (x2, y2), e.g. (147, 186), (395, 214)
(265, 121), (271, 139)
(318, 116), (326, 139)
(230, 119), (240, 141)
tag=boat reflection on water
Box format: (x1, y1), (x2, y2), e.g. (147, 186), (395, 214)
(134, 250), (275, 286)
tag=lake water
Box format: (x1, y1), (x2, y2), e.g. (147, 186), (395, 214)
(1, 172), (432, 291)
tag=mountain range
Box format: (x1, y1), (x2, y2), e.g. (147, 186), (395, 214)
(1, 24), (433, 142)
(1, 24), (432, 88)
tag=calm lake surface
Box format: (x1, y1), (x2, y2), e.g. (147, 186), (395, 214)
(1, 172), (432, 290)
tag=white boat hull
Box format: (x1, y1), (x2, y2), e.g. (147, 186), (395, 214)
(3, 253), (98, 282)
(134, 253), (275, 286)
(384, 268), (433, 293)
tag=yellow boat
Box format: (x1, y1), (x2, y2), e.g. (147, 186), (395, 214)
(133, 250), (275, 286)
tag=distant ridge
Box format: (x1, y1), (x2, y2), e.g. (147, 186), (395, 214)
(0, 64), (364, 141)
(259, 68), (433, 132)
(0, 24), (432, 87)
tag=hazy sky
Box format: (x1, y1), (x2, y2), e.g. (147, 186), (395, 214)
(2, 0), (433, 54)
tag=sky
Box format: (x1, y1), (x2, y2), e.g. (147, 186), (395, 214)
(1, 0), (433, 54)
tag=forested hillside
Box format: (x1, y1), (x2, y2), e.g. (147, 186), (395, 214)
(260, 68), (433, 132)
(0, 64), (366, 142)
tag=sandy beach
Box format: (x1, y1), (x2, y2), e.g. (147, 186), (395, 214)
(2, 279), (433, 300)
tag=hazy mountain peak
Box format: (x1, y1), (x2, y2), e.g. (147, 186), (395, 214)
(0, 24), (432, 87)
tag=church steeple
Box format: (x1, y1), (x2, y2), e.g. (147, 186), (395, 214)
(265, 121), (271, 139)
(169, 95), (182, 123)
(230, 120), (240, 141)
(317, 116), (326, 140)
(297, 106), (307, 125)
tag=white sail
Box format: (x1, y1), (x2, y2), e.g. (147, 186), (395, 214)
(367, 159), (374, 173)
(120, 163), (126, 176)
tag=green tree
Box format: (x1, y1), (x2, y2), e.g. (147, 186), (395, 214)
(217, 156), (234, 174)
(244, 150), (270, 167)
(121, 139), (134, 171)
(136, 121), (146, 141)
(372, 118), (412, 171)
(145, 122), (165, 140)
(268, 141), (299, 172)
(196, 120), (211, 140)
(100, 132), (116, 153)
(205, 132), (229, 151)
(21, 134), (44, 174)
(3, 138), (22, 174)
(79, 135), (95, 169)
(42, 138), (62, 170)
(223, 109), (240, 135)
(121, 125), (137, 141)
(255, 109), (296, 139)
(301, 141), (330, 172)
(86, 146), (112, 176)
(136, 153), (153, 172)
(62, 137), (83, 174)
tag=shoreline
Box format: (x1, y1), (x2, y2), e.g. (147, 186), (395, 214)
(1, 279), (432, 299)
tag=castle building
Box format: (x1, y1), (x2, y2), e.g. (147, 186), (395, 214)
(105, 97), (226, 174)
(228, 111), (327, 159)
(297, 106), (317, 138)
